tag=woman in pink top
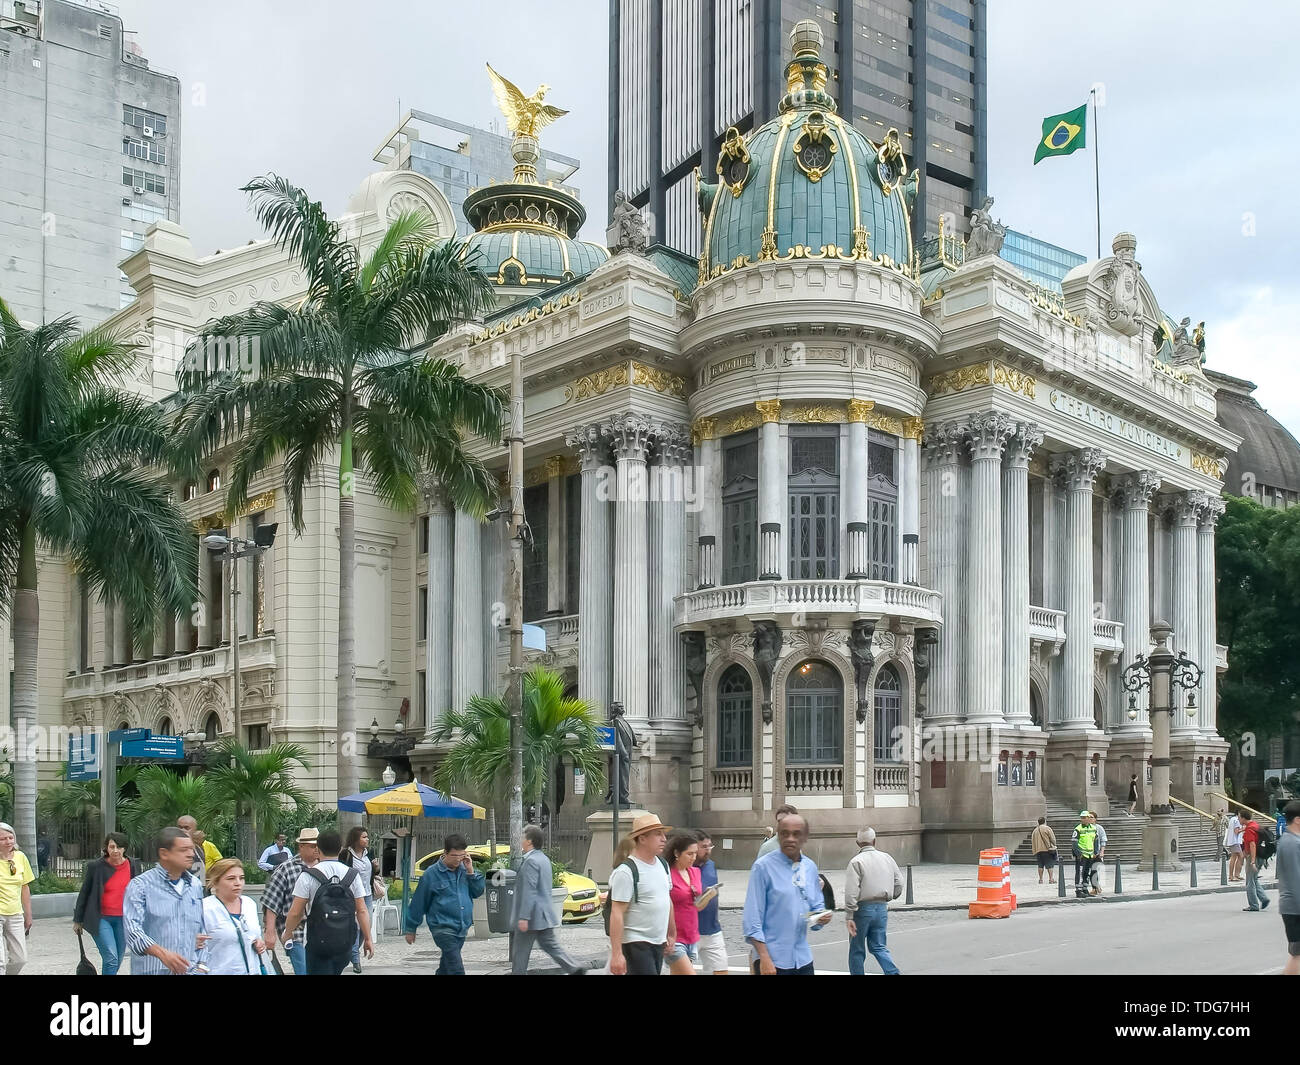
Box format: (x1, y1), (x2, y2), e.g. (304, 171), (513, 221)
(665, 833), (703, 975)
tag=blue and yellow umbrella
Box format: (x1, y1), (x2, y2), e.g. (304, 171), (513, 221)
(337, 781), (485, 819)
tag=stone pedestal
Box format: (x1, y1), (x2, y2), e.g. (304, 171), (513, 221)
(1044, 730), (1111, 815)
(1105, 732), (1153, 813)
(1138, 816), (1182, 872)
(583, 808), (652, 884)
(1170, 734), (1231, 813)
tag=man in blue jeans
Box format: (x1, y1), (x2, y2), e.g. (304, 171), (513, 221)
(843, 827), (904, 975)
(404, 832), (485, 974)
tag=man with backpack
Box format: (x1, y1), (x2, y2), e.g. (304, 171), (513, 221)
(1242, 815), (1275, 913)
(607, 812), (676, 975)
(281, 829), (373, 975)
(403, 832), (485, 975)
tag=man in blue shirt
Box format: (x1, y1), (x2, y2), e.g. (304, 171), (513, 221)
(404, 832), (485, 975)
(694, 830), (728, 974)
(257, 834), (292, 872)
(123, 827), (206, 975)
(743, 814), (832, 975)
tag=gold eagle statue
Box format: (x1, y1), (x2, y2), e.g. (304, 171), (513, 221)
(486, 63), (568, 138)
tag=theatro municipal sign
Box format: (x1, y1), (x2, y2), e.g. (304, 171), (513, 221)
(1048, 389), (1184, 461)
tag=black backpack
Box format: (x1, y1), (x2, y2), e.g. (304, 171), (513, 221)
(305, 866), (358, 956)
(1255, 825), (1277, 867)
(603, 856), (670, 937)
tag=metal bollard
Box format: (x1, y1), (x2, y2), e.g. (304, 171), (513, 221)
(1220, 850), (1228, 886)
(1190, 854), (1197, 888)
(1114, 857), (1123, 895)
(905, 864), (914, 905)
(1152, 855), (1159, 891)
(1058, 861), (1067, 898)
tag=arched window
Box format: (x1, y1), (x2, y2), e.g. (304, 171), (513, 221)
(717, 666), (753, 767)
(205, 469), (222, 493)
(157, 716), (173, 736)
(1029, 683), (1044, 727)
(182, 482), (197, 502)
(203, 712), (221, 742)
(872, 664), (903, 763)
(786, 660), (841, 764)
(117, 720), (130, 733)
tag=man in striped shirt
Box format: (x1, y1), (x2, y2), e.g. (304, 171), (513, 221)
(123, 827), (206, 975)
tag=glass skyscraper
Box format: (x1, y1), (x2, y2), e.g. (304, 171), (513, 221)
(999, 229), (1086, 293)
(609, 0), (987, 255)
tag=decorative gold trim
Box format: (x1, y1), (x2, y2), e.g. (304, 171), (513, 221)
(700, 238), (914, 286)
(755, 399), (781, 423)
(758, 228), (778, 262)
(846, 399), (876, 423)
(716, 126), (751, 198)
(691, 417), (716, 446)
(564, 364), (629, 402)
(471, 290), (581, 344)
(901, 416), (925, 441)
(792, 113), (838, 183)
(993, 364), (1037, 398)
(1191, 451), (1225, 479)
(786, 404), (845, 423)
(767, 111), (796, 233)
(865, 410), (906, 436)
(928, 362), (992, 397)
(1152, 360), (1192, 385)
(631, 362), (687, 398)
(496, 255), (527, 286)
(196, 490), (276, 534)
(544, 456), (566, 479)
(719, 410), (763, 436)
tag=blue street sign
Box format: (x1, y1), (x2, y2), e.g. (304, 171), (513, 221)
(595, 725), (616, 752)
(120, 734), (184, 760)
(68, 733), (99, 781)
(108, 727), (148, 744)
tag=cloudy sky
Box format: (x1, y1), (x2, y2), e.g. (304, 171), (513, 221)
(113, 0), (1300, 434)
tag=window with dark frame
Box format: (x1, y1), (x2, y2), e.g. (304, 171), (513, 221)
(873, 664), (903, 762)
(522, 483), (549, 621)
(564, 473), (581, 613)
(789, 426), (840, 579)
(418, 585), (428, 641)
(716, 665), (753, 767)
(721, 430), (759, 585)
(866, 430), (898, 582)
(786, 660), (842, 764)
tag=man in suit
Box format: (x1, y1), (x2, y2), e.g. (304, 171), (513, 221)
(509, 825), (585, 975)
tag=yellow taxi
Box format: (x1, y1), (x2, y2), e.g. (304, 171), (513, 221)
(410, 845), (603, 924)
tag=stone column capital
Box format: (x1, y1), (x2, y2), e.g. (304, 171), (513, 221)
(1167, 489), (1209, 526)
(565, 423), (609, 471)
(1003, 422), (1044, 468)
(1113, 470), (1162, 510)
(603, 412), (654, 461)
(1049, 447), (1107, 492)
(651, 422), (693, 466)
(755, 398), (782, 423)
(690, 417), (716, 447)
(846, 398), (876, 423)
(1198, 495), (1226, 528)
(544, 455), (567, 480)
(922, 419), (966, 467)
(964, 411), (1013, 461)
(416, 471), (452, 513)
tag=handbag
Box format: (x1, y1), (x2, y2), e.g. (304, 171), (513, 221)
(75, 931), (97, 976)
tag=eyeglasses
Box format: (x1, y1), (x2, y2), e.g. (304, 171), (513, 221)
(4, 860), (15, 876)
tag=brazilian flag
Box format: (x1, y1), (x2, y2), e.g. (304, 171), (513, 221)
(1034, 104), (1087, 164)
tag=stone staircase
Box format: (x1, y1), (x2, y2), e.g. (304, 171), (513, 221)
(1009, 796), (1223, 865)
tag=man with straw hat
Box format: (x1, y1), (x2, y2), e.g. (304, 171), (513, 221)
(607, 812), (676, 975)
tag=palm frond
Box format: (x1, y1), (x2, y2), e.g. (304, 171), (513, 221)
(358, 209), (439, 293)
(241, 175), (357, 302)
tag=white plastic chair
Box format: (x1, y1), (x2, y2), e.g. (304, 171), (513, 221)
(372, 893), (401, 940)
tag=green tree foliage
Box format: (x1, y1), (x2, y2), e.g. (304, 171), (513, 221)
(1217, 496), (1300, 742)
(202, 741), (312, 847)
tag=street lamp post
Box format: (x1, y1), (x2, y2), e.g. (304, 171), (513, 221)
(1121, 620), (1202, 872)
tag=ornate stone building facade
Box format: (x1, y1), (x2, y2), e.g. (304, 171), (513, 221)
(2, 25), (1239, 865)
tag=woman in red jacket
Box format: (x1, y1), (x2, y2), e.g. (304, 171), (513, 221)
(73, 832), (143, 974)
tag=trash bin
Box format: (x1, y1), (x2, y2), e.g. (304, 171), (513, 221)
(485, 868), (516, 934)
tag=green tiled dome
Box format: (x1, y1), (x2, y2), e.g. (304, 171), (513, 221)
(699, 21), (916, 280)
(461, 228), (607, 287)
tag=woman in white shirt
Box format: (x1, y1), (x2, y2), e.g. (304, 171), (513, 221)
(201, 858), (268, 974)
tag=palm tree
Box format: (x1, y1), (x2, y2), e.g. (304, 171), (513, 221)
(203, 740), (312, 855)
(0, 301), (198, 853)
(173, 176), (503, 814)
(430, 667), (606, 827)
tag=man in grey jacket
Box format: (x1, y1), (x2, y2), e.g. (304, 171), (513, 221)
(509, 825), (585, 975)
(843, 827), (904, 976)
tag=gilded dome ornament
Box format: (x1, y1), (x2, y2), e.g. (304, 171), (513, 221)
(485, 63), (569, 141)
(793, 112), (837, 182)
(717, 126), (751, 197)
(874, 128), (907, 194)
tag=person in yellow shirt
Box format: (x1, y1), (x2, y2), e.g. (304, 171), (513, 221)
(0, 822), (35, 974)
(176, 815), (222, 875)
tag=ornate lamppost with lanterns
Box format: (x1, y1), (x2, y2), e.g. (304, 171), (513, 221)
(1121, 620), (1203, 871)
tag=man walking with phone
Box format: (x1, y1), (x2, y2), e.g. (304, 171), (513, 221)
(404, 832), (485, 975)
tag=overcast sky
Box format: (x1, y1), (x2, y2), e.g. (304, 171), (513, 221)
(113, 0), (1300, 435)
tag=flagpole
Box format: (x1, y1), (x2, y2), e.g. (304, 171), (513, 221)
(1091, 87), (1101, 259)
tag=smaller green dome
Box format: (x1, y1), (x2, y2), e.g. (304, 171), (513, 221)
(461, 229), (607, 288)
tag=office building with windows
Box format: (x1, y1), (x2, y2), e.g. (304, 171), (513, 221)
(371, 109), (583, 239)
(0, 0), (180, 325)
(610, 0), (986, 256)
(1000, 229), (1087, 293)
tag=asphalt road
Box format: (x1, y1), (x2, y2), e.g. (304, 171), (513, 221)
(708, 892), (1290, 975)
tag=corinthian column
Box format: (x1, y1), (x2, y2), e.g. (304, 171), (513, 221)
(422, 478), (453, 727)
(605, 413), (652, 723)
(1002, 422), (1042, 726)
(901, 419), (923, 585)
(844, 400), (872, 578)
(1198, 496), (1225, 735)
(649, 428), (690, 723)
(1051, 448), (1107, 729)
(566, 425), (613, 715)
(694, 420), (720, 588)
(451, 508), (483, 711)
(922, 421), (965, 723)
(756, 400), (783, 580)
(1115, 471), (1161, 730)
(964, 412), (1013, 724)
(1170, 490), (1206, 735)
